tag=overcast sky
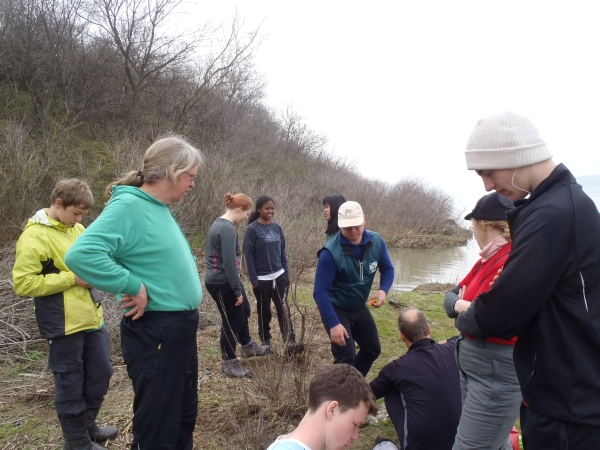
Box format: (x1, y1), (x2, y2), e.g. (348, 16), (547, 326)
(190, 0), (600, 213)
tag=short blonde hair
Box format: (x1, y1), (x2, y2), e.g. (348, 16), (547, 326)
(472, 219), (511, 242)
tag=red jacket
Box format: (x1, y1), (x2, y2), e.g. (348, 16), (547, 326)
(460, 243), (517, 345)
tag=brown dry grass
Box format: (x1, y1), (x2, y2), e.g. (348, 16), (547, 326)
(0, 280), (410, 450)
(0, 235), (459, 449)
(0, 292), (337, 449)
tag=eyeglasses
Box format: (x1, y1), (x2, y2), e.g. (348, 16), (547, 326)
(184, 171), (197, 182)
(341, 225), (362, 231)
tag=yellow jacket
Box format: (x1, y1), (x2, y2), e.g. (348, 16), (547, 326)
(13, 209), (104, 338)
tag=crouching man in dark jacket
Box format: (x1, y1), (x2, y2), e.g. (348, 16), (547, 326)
(370, 309), (461, 450)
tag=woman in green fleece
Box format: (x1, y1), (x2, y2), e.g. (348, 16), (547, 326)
(65, 136), (202, 450)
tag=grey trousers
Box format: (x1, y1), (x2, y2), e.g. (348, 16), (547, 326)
(48, 327), (113, 416)
(452, 336), (521, 450)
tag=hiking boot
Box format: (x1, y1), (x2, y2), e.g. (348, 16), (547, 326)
(86, 408), (118, 442)
(240, 340), (272, 358)
(285, 341), (306, 356)
(59, 412), (107, 450)
(221, 358), (252, 378)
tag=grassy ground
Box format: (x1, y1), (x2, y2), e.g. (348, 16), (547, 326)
(0, 282), (458, 450)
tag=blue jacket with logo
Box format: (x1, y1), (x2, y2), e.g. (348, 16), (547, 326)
(243, 220), (288, 285)
(313, 230), (394, 328)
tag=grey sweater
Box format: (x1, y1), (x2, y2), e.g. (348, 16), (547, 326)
(204, 218), (243, 296)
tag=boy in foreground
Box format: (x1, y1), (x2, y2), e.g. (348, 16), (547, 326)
(267, 364), (378, 450)
(12, 179), (117, 450)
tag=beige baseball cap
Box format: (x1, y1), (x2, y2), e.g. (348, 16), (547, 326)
(338, 201), (365, 228)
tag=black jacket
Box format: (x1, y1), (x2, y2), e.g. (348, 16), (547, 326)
(456, 164), (600, 426)
(370, 337), (461, 450)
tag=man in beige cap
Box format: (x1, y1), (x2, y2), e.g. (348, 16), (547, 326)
(312, 201), (395, 376)
(456, 111), (600, 449)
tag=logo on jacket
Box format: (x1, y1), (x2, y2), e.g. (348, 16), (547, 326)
(265, 231), (280, 242)
(369, 261), (378, 274)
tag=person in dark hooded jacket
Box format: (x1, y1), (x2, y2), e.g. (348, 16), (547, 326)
(456, 111), (600, 449)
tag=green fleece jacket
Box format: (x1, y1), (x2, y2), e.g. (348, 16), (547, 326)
(65, 186), (202, 312)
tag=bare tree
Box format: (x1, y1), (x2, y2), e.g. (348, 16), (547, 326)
(173, 14), (262, 134)
(278, 105), (327, 161)
(86, 0), (199, 125)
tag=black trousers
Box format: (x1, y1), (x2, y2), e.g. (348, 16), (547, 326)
(521, 402), (600, 450)
(48, 327), (113, 416)
(205, 282), (252, 360)
(384, 390), (409, 450)
(322, 304), (381, 377)
(253, 272), (296, 344)
(121, 310), (198, 450)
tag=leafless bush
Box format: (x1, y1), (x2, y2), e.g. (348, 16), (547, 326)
(0, 247), (45, 363)
(0, 122), (52, 239)
(201, 310), (326, 450)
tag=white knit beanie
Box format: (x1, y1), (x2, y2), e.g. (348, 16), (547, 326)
(465, 111), (553, 170)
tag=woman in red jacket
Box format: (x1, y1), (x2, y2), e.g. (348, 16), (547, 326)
(445, 192), (521, 450)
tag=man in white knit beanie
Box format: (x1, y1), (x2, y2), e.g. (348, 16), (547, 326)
(455, 111), (600, 449)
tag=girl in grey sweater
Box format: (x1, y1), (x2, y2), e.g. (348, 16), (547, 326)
(205, 193), (270, 378)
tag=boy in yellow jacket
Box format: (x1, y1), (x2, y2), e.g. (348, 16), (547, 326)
(13, 179), (117, 450)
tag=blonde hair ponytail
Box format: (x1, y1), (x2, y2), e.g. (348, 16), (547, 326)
(105, 135), (202, 201)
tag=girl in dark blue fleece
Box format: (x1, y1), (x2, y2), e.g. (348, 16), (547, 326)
(243, 195), (304, 355)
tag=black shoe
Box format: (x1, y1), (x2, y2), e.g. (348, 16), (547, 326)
(86, 408), (118, 442)
(59, 412), (107, 450)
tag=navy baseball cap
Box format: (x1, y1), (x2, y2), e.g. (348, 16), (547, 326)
(464, 192), (514, 221)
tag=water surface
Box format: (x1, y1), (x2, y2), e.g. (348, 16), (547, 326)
(389, 238), (480, 292)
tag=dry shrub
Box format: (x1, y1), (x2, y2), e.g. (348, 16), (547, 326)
(0, 247), (46, 363)
(198, 307), (329, 450)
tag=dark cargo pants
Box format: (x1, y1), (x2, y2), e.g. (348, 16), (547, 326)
(48, 326), (113, 416)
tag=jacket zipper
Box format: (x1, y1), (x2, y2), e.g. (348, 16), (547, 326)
(360, 261), (363, 280)
(527, 348), (537, 388)
(580, 271), (589, 313)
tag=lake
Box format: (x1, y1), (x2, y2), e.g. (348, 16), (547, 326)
(389, 239), (480, 292)
(389, 178), (599, 293)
